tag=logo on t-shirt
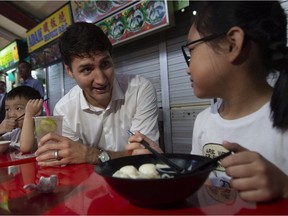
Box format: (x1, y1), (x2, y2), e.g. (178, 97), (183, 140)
(203, 143), (229, 172)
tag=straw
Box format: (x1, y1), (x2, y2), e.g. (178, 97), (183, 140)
(43, 98), (50, 116)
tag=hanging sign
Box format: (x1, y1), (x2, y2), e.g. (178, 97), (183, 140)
(0, 41), (19, 70)
(97, 0), (173, 46)
(26, 4), (72, 53)
(71, 0), (135, 23)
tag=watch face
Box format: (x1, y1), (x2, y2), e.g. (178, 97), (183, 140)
(99, 151), (110, 162)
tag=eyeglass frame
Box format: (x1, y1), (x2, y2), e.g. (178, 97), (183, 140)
(181, 32), (227, 66)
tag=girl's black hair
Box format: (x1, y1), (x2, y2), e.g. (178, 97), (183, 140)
(59, 22), (113, 69)
(194, 1), (288, 129)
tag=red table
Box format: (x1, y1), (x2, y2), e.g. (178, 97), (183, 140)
(0, 151), (287, 215)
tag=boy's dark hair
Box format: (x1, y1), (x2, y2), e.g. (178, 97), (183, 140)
(59, 22), (113, 69)
(18, 61), (32, 69)
(6, 86), (42, 101)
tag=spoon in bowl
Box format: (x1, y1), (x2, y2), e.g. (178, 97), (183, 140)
(188, 151), (231, 173)
(156, 151), (232, 177)
(127, 131), (232, 175)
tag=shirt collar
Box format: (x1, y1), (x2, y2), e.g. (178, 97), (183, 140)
(22, 76), (33, 83)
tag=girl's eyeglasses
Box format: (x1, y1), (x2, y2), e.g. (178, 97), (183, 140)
(181, 32), (227, 66)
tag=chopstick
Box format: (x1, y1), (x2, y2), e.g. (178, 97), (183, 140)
(15, 113), (25, 121)
(127, 130), (184, 173)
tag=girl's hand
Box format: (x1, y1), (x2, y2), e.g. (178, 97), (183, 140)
(221, 141), (288, 202)
(125, 131), (163, 155)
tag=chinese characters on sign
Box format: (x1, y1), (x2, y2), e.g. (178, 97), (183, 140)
(26, 4), (72, 53)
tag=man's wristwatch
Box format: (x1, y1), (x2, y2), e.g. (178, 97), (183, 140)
(98, 149), (110, 163)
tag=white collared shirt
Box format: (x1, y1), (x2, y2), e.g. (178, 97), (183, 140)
(54, 74), (159, 151)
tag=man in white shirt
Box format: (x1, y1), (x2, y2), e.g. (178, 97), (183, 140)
(35, 22), (159, 166)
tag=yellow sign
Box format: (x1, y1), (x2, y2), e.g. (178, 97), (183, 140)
(0, 41), (19, 70)
(26, 4), (72, 53)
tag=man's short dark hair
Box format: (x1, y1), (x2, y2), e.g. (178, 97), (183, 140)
(6, 86), (42, 101)
(59, 22), (113, 68)
(18, 61), (32, 69)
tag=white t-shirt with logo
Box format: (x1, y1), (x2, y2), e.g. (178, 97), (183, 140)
(191, 99), (288, 187)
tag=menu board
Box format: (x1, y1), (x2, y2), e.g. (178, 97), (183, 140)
(70, 0), (135, 23)
(30, 39), (62, 69)
(97, 0), (172, 46)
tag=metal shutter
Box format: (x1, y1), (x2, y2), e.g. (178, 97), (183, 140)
(63, 68), (77, 94)
(165, 8), (210, 153)
(47, 62), (64, 113)
(113, 6), (210, 153)
(113, 38), (162, 107)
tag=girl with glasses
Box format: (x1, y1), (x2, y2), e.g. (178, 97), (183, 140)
(127, 1), (288, 202)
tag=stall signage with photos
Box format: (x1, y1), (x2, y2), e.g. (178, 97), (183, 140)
(26, 4), (72, 53)
(97, 0), (173, 46)
(173, 0), (189, 11)
(30, 39), (62, 69)
(71, 0), (135, 23)
(0, 41), (20, 70)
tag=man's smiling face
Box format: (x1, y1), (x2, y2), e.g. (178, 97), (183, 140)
(65, 51), (114, 109)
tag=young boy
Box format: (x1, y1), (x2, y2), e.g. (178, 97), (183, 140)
(0, 86), (42, 151)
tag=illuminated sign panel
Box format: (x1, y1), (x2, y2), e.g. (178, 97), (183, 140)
(0, 41), (19, 70)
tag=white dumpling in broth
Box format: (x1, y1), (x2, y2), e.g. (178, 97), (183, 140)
(112, 170), (130, 178)
(138, 163), (160, 179)
(119, 165), (140, 179)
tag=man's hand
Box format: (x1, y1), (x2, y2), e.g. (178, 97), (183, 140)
(126, 131), (163, 155)
(35, 133), (98, 166)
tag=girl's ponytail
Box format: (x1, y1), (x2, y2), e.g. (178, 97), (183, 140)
(270, 46), (288, 129)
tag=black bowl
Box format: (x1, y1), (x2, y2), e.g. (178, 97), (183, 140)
(95, 153), (217, 207)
